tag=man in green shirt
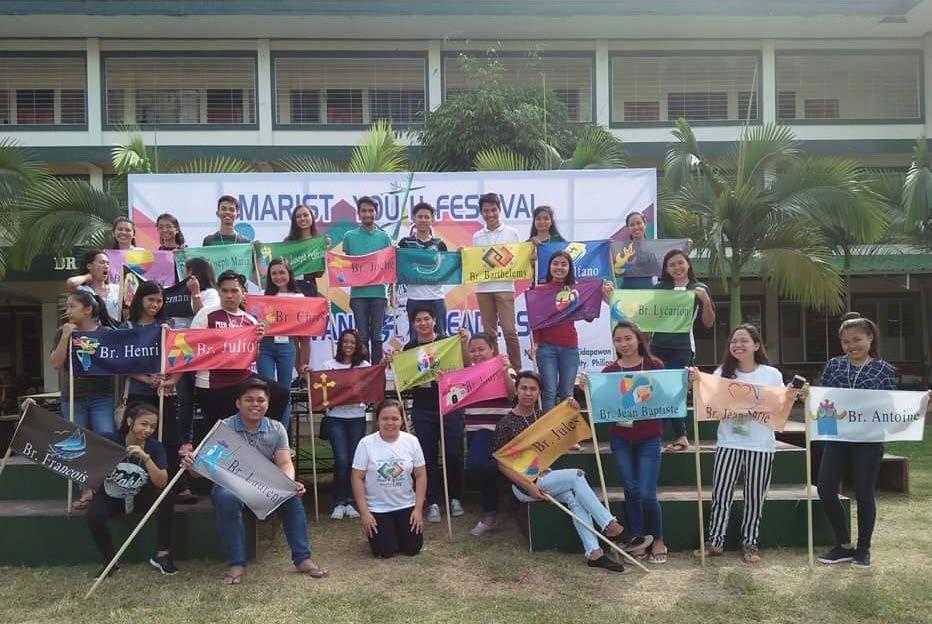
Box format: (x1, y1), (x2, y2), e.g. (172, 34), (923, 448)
(342, 196), (393, 364)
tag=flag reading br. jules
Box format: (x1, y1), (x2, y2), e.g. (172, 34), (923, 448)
(9, 403), (126, 490)
(588, 370), (688, 424)
(191, 421), (298, 520)
(307, 364), (387, 409)
(462, 242), (534, 284)
(609, 289), (695, 333)
(71, 325), (161, 376)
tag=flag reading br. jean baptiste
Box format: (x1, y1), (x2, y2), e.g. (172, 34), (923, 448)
(437, 355), (508, 416)
(191, 421), (299, 520)
(71, 325), (162, 376)
(163, 325), (259, 374)
(245, 295), (328, 337)
(587, 369), (688, 424)
(693, 371), (794, 432)
(493, 400), (591, 483)
(307, 364), (387, 409)
(461, 242), (534, 284)
(609, 289), (695, 333)
(255, 237), (327, 286)
(805, 386), (928, 442)
(396, 248), (463, 285)
(525, 279), (603, 331)
(326, 247), (397, 288)
(9, 403), (126, 490)
(392, 335), (464, 393)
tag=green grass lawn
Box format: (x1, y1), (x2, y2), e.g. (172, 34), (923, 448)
(2, 429), (931, 624)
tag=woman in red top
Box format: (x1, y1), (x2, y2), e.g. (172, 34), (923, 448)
(601, 320), (667, 563)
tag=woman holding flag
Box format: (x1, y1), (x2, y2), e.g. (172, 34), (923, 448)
(66, 249), (121, 326)
(284, 204), (328, 297)
(527, 206), (566, 245)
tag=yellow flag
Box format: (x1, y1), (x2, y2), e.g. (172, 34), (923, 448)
(493, 400), (592, 483)
(461, 242), (534, 283)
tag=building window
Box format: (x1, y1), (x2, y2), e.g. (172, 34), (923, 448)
(104, 55), (257, 126)
(775, 51), (921, 122)
(612, 53), (760, 124)
(777, 91), (797, 120)
(694, 299), (763, 367)
(0, 55), (86, 126)
(780, 302), (831, 364)
(851, 296), (922, 362)
(444, 54), (593, 122)
(274, 56), (426, 125)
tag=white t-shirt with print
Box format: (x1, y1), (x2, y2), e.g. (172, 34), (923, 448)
(713, 364), (783, 453)
(352, 431), (425, 513)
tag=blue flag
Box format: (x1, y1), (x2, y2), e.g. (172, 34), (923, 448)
(587, 370), (688, 424)
(396, 248), (463, 285)
(536, 240), (612, 282)
(71, 325), (162, 376)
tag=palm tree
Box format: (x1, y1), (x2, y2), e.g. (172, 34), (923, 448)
(473, 124), (626, 171)
(902, 135), (932, 231)
(277, 119), (409, 174)
(0, 138), (46, 278)
(663, 118), (853, 329)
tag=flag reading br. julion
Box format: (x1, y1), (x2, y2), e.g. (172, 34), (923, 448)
(245, 295), (328, 337)
(255, 237), (327, 286)
(191, 421), (298, 520)
(175, 243), (255, 282)
(610, 239), (690, 279)
(587, 370), (688, 424)
(326, 247), (397, 287)
(525, 279), (603, 331)
(307, 364), (387, 409)
(396, 248), (463, 285)
(71, 325), (162, 376)
(609, 289), (694, 333)
(805, 386), (928, 442)
(438, 355), (508, 416)
(461, 242), (534, 284)
(107, 249), (177, 287)
(492, 400), (591, 483)
(693, 371), (794, 432)
(162, 325), (259, 374)
(9, 403), (126, 490)
(535, 240), (612, 282)
(392, 335), (464, 393)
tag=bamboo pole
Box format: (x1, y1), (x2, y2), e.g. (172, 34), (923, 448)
(158, 325), (166, 442)
(693, 408), (706, 567)
(582, 384), (610, 508)
(0, 407), (27, 480)
(68, 340), (75, 514)
(438, 408), (454, 540)
(804, 412), (815, 570)
(305, 373), (320, 523)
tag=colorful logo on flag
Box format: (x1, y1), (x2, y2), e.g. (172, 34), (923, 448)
(482, 246), (515, 269)
(620, 375), (653, 408)
(194, 441), (228, 475)
(71, 336), (100, 372)
(444, 384), (468, 406)
(47, 428), (87, 461)
(124, 249), (155, 274)
(610, 298), (639, 321)
(167, 333), (194, 367)
(505, 446), (541, 479)
(612, 243), (637, 276)
(563, 241), (588, 263)
(554, 288), (579, 313)
(812, 399), (839, 436)
(727, 381), (762, 410)
(416, 347), (437, 373)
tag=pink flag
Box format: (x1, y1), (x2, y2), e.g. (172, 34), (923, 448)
(326, 247), (396, 287)
(437, 355), (509, 416)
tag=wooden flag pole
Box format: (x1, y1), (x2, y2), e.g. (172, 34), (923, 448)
(542, 493), (649, 573)
(304, 373), (320, 523)
(438, 409), (454, 540)
(582, 384), (610, 508)
(390, 364), (414, 434)
(804, 412), (815, 570)
(0, 407), (27, 480)
(84, 420), (221, 600)
(692, 405), (706, 567)
(158, 325), (166, 443)
(67, 340), (75, 514)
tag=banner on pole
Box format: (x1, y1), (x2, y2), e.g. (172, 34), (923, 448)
(693, 371), (794, 432)
(244, 295), (328, 337)
(609, 289), (695, 333)
(437, 355), (508, 416)
(461, 242), (534, 284)
(392, 335), (464, 393)
(71, 325), (161, 375)
(163, 325), (259, 374)
(326, 247), (397, 287)
(805, 386), (928, 442)
(175, 244), (255, 282)
(307, 364), (387, 409)
(587, 370), (688, 424)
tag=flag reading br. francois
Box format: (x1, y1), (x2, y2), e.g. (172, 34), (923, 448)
(191, 421), (299, 520)
(587, 370), (688, 424)
(805, 386), (929, 442)
(609, 289), (694, 333)
(462, 242), (534, 284)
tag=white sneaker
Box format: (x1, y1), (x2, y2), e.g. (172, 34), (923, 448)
(469, 521), (496, 537)
(330, 504), (346, 520)
(426, 504), (442, 523)
(343, 505), (360, 519)
(450, 499), (465, 517)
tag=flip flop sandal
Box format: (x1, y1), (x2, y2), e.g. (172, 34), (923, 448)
(648, 549), (668, 564)
(222, 573), (243, 585)
(297, 566), (329, 579)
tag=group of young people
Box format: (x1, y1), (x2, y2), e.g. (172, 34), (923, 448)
(45, 192), (899, 582)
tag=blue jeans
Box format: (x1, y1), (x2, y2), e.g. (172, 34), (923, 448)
(407, 299), (448, 336)
(651, 346), (692, 440)
(350, 297), (387, 365)
(328, 417), (367, 508)
(513, 468), (615, 558)
(610, 436), (663, 539)
(412, 408), (464, 506)
(257, 337), (296, 430)
(466, 429), (499, 515)
(174, 372), (195, 444)
(60, 396), (114, 434)
(212, 484), (310, 568)
(535, 343), (580, 412)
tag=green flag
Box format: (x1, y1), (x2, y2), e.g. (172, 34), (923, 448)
(255, 237), (327, 285)
(175, 243), (255, 280)
(609, 289), (695, 333)
(392, 335), (464, 392)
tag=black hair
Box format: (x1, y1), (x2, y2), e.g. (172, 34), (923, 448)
(838, 315), (882, 359)
(612, 321), (664, 368)
(216, 270), (246, 289)
(156, 213), (185, 247)
(335, 328), (368, 366)
(66, 290), (100, 320)
(720, 324), (770, 379)
(285, 204), (319, 241)
(128, 280), (164, 324)
(515, 370), (542, 390)
(264, 258), (296, 295)
(658, 248), (697, 285)
(119, 402), (159, 436)
(79, 249), (107, 276)
(110, 216), (136, 249)
(528, 205), (563, 240)
(217, 195), (239, 210)
(412, 202), (435, 217)
(478, 192), (500, 209)
(374, 399), (404, 420)
(184, 257), (216, 290)
(356, 196), (378, 211)
(468, 332), (497, 351)
(625, 212), (645, 227)
(544, 250), (576, 286)
(236, 378), (269, 400)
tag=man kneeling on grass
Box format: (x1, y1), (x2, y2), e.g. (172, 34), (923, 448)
(181, 379), (328, 584)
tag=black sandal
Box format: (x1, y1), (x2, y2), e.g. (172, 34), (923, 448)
(587, 555), (627, 573)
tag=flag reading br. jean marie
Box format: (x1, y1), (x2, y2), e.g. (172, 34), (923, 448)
(587, 370), (688, 424)
(71, 325), (161, 376)
(525, 279), (603, 331)
(255, 237), (327, 286)
(191, 421), (298, 520)
(693, 371), (794, 432)
(610, 239), (690, 279)
(609, 289), (695, 333)
(493, 400), (591, 483)
(392, 335), (464, 393)
(535, 240), (612, 282)
(437, 355), (508, 416)
(162, 325), (259, 374)
(307, 364), (387, 409)
(9, 404), (126, 490)
(396, 248), (463, 285)
(175, 243), (255, 282)
(107, 249), (177, 287)
(245, 295), (329, 337)
(326, 247), (397, 287)
(805, 386), (928, 442)
(461, 242), (534, 284)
